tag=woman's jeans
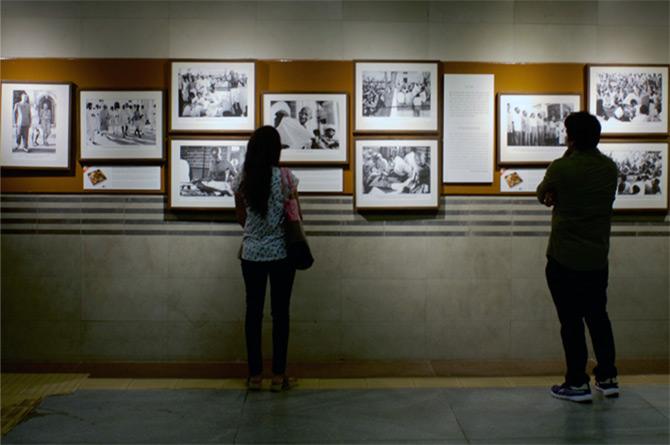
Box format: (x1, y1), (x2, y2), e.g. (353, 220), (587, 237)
(241, 258), (296, 377)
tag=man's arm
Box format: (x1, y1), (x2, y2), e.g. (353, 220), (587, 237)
(537, 162), (559, 207)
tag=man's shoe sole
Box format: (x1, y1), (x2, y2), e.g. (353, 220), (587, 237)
(595, 386), (620, 398)
(550, 391), (593, 403)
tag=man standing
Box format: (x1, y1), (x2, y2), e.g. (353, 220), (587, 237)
(13, 93), (31, 151)
(537, 111), (619, 403)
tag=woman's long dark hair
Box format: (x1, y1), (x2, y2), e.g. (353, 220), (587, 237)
(240, 126), (282, 217)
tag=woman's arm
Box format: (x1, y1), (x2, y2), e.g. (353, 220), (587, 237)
(294, 189), (304, 220)
(234, 192), (246, 227)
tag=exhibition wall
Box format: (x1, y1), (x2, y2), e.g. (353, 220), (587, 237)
(1, 1), (668, 373)
(1, 1), (668, 63)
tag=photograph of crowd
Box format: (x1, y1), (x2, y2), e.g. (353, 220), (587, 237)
(600, 142), (668, 210)
(606, 149), (664, 196)
(175, 143), (245, 199)
(361, 144), (431, 195)
(504, 100), (575, 147)
(595, 72), (663, 124)
(176, 67), (249, 118)
(268, 100), (341, 150)
(355, 62), (438, 132)
(83, 98), (158, 147)
(362, 70), (431, 118)
(589, 66), (668, 135)
(9, 89), (58, 154)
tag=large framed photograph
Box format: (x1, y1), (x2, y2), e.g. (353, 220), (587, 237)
(600, 141), (668, 211)
(588, 65), (668, 136)
(355, 61), (438, 133)
(1, 81), (72, 169)
(262, 92), (348, 164)
(498, 93), (581, 165)
(169, 138), (246, 209)
(80, 90), (163, 161)
(355, 138), (439, 210)
(170, 61), (255, 132)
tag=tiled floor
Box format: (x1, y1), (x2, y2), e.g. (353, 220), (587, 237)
(1, 374), (668, 444)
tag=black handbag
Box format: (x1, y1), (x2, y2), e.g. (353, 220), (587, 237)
(281, 168), (314, 270)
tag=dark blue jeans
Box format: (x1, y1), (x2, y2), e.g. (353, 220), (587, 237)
(241, 258), (296, 377)
(545, 257), (617, 386)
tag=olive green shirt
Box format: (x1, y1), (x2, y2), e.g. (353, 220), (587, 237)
(537, 148), (618, 271)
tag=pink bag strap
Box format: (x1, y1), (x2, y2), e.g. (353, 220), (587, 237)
(280, 167), (295, 197)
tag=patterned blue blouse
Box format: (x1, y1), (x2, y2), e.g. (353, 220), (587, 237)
(234, 167), (299, 262)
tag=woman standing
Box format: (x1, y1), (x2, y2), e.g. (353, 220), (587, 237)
(234, 126), (299, 392)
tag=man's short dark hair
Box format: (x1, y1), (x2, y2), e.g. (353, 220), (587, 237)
(564, 111), (601, 150)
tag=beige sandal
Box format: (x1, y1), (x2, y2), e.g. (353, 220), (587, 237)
(246, 376), (263, 391)
(270, 376), (297, 392)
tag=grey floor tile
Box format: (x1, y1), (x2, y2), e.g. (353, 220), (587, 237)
(3, 387), (669, 445)
(236, 389), (467, 444)
(628, 384), (670, 417)
(3, 390), (245, 444)
(443, 388), (669, 442)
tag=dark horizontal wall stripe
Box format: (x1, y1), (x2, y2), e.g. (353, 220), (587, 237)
(2, 228), (668, 237)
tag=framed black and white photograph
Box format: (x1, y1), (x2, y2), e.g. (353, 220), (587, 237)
(80, 90), (163, 161)
(600, 141), (668, 211)
(1, 81), (72, 169)
(355, 61), (438, 133)
(170, 61), (255, 132)
(588, 65), (668, 136)
(169, 138), (246, 209)
(355, 138), (439, 210)
(262, 93), (348, 164)
(498, 93), (581, 164)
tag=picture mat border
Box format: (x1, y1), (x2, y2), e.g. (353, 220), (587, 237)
(354, 60), (440, 133)
(291, 167), (344, 193)
(498, 168), (546, 196)
(0, 80), (73, 170)
(442, 73), (495, 184)
(169, 59), (256, 133)
(261, 91), (349, 165)
(82, 165), (163, 193)
(168, 136), (248, 210)
(497, 92), (583, 166)
(586, 64), (669, 137)
(599, 140), (669, 211)
(79, 88), (165, 162)
(354, 137), (440, 211)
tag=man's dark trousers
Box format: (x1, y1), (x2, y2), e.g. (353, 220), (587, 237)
(545, 256), (617, 386)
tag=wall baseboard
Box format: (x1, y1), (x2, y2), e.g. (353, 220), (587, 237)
(2, 359), (667, 378)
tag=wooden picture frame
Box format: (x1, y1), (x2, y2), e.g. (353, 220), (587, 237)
(354, 60), (439, 133)
(498, 92), (582, 165)
(261, 92), (348, 165)
(587, 64), (669, 137)
(600, 140), (668, 211)
(1, 81), (73, 170)
(354, 137), (440, 211)
(79, 89), (164, 162)
(168, 136), (247, 210)
(169, 60), (255, 133)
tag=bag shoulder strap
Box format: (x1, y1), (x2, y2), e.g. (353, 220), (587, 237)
(280, 167), (295, 197)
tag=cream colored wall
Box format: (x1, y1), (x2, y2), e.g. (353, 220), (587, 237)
(1, 1), (668, 63)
